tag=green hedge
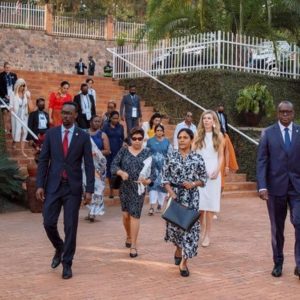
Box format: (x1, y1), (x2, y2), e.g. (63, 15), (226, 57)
(120, 70), (300, 180)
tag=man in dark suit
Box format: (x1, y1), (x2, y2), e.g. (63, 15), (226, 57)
(36, 102), (94, 279)
(257, 101), (300, 280)
(0, 62), (17, 132)
(26, 98), (49, 143)
(216, 103), (229, 134)
(120, 84), (142, 137)
(75, 58), (87, 75)
(88, 55), (96, 76)
(73, 83), (96, 129)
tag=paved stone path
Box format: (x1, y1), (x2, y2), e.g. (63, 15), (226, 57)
(0, 196), (299, 299)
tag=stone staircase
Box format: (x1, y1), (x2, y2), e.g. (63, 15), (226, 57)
(4, 70), (257, 200)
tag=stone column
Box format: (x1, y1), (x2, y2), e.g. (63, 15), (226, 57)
(106, 15), (114, 40)
(44, 4), (53, 35)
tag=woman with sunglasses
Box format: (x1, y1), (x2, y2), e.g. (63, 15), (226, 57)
(111, 127), (155, 258)
(146, 124), (172, 215)
(9, 78), (33, 157)
(162, 128), (206, 277)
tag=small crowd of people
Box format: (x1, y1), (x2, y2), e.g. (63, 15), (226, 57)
(74, 57), (113, 77)
(2, 61), (299, 283)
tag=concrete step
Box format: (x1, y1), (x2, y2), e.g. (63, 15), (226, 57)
(223, 181), (257, 192)
(222, 190), (258, 199)
(225, 173), (247, 182)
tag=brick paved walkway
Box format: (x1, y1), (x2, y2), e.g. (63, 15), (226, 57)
(0, 196), (299, 300)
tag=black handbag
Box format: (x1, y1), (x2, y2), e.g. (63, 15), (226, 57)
(162, 197), (200, 231)
(110, 175), (122, 189)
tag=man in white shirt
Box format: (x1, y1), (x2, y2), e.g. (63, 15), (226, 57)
(86, 78), (96, 103)
(73, 83), (96, 129)
(173, 112), (197, 149)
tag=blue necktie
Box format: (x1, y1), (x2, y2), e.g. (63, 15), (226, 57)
(284, 128), (291, 151)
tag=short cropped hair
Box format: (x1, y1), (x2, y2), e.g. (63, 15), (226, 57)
(36, 97), (45, 105)
(130, 127), (144, 138)
(62, 101), (78, 112)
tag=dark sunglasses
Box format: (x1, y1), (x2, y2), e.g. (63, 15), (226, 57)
(131, 137), (143, 141)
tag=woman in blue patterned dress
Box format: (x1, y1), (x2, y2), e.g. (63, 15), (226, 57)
(103, 111), (125, 198)
(85, 115), (110, 222)
(146, 124), (172, 215)
(162, 128), (207, 277)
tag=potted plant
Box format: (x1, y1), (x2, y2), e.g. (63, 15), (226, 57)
(236, 83), (275, 126)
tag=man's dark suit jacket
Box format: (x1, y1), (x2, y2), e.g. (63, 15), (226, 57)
(257, 122), (300, 196)
(75, 62), (87, 75)
(120, 94), (142, 119)
(26, 110), (50, 141)
(0, 71), (17, 99)
(36, 126), (95, 195)
(216, 112), (229, 134)
(73, 94), (96, 129)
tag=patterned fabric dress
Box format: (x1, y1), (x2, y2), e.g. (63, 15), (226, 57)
(86, 133), (106, 216)
(111, 147), (156, 219)
(162, 151), (207, 259)
(146, 137), (172, 193)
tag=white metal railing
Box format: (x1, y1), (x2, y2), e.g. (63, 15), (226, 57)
(53, 15), (106, 39)
(107, 47), (259, 146)
(0, 97), (38, 140)
(0, 1), (45, 30)
(114, 21), (146, 41)
(112, 31), (300, 80)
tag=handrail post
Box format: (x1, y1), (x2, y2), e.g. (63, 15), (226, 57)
(44, 3), (53, 35)
(217, 30), (221, 69)
(106, 15), (114, 40)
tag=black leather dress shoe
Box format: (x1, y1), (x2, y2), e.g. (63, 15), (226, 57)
(271, 264), (283, 277)
(51, 249), (63, 269)
(62, 265), (72, 279)
(179, 266), (190, 277)
(294, 266), (300, 279)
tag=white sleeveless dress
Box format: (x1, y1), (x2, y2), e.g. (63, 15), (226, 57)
(196, 132), (221, 212)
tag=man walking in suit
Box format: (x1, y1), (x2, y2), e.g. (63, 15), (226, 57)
(73, 83), (96, 129)
(120, 84), (142, 137)
(36, 102), (94, 279)
(0, 62), (17, 133)
(216, 103), (229, 134)
(26, 97), (49, 143)
(75, 58), (87, 75)
(257, 101), (300, 280)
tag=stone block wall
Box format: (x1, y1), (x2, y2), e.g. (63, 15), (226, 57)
(0, 28), (116, 75)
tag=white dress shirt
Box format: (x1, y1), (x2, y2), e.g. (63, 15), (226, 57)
(278, 121), (293, 142)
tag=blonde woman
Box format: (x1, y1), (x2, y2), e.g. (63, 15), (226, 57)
(10, 78), (33, 157)
(194, 110), (224, 247)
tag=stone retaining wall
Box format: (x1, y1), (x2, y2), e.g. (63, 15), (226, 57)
(0, 27), (116, 75)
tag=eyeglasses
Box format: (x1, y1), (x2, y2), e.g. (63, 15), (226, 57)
(279, 110), (293, 115)
(131, 137), (143, 141)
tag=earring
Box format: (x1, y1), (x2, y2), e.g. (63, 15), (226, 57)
(213, 124), (216, 128)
